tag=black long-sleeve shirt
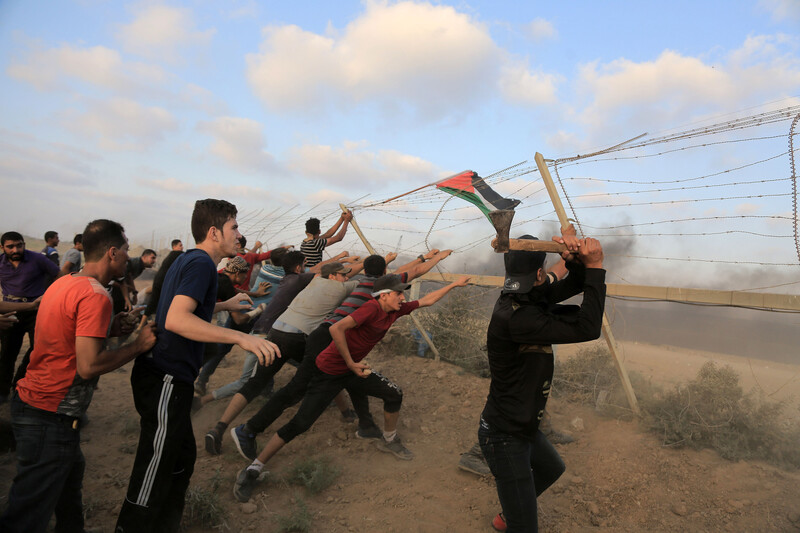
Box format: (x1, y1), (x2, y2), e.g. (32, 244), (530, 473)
(481, 262), (606, 440)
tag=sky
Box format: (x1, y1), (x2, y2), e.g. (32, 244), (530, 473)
(1, 0), (799, 289)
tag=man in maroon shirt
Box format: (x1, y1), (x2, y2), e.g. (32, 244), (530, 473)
(232, 272), (470, 502)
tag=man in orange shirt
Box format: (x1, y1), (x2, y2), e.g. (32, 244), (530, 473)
(0, 219), (157, 533)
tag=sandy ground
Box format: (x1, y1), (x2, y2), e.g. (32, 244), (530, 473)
(1, 334), (799, 532)
(566, 340), (800, 418)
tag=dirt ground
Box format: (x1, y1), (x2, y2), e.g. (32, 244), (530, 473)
(2, 336), (799, 532)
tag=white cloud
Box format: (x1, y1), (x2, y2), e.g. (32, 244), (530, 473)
(225, 0), (259, 19)
(308, 189), (348, 205)
(735, 203), (761, 214)
(526, 18), (557, 42)
(62, 98), (178, 151)
(498, 60), (561, 106)
(7, 43), (166, 94)
(196, 117), (278, 175)
(137, 177), (193, 192)
(7, 41), (226, 113)
(118, 4), (216, 63)
(286, 141), (439, 187)
(246, 1), (503, 117)
(760, 0), (800, 21)
(571, 35), (800, 144)
(0, 140), (98, 186)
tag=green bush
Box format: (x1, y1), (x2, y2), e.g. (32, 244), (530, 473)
(554, 347), (800, 469)
(641, 361), (800, 468)
(276, 496), (312, 533)
(283, 456), (340, 495)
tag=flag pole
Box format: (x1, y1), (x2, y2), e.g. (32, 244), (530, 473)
(370, 170), (472, 206)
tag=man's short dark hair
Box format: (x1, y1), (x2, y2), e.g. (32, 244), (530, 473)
(171, 239), (181, 248)
(363, 254), (386, 276)
(1, 231), (24, 246)
(73, 234), (83, 245)
(82, 220), (126, 262)
(281, 251), (306, 274)
(191, 199), (237, 243)
(269, 247), (288, 267)
(44, 230), (58, 242)
(305, 218), (321, 235)
(142, 249), (156, 258)
(239, 235), (247, 249)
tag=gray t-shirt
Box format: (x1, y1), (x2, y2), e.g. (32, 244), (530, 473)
(61, 248), (82, 273)
(277, 277), (358, 334)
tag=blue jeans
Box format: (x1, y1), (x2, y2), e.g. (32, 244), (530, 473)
(478, 420), (565, 533)
(0, 395), (85, 533)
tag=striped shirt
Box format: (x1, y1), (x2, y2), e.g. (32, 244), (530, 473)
(300, 237), (327, 268)
(325, 271), (409, 325)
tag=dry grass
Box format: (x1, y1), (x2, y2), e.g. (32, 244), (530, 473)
(555, 347), (800, 469)
(276, 496), (312, 532)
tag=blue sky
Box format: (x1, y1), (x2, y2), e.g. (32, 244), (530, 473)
(1, 0), (799, 289)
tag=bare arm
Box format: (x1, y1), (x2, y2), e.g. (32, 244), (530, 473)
(394, 249), (436, 274)
(325, 213), (351, 245)
(347, 262), (364, 278)
(0, 298), (41, 313)
(320, 212), (349, 239)
(166, 295), (280, 365)
(417, 275), (470, 308)
(310, 252), (349, 273)
(548, 224), (579, 281)
(60, 261), (75, 276)
(405, 249), (453, 281)
(214, 293), (253, 313)
(75, 323), (157, 380)
(329, 315), (370, 377)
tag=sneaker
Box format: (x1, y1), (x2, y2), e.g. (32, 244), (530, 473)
(355, 425), (383, 440)
(492, 512), (507, 532)
(376, 435), (414, 460)
(458, 443), (491, 476)
(205, 427), (222, 455)
(194, 380), (207, 396)
(340, 409), (357, 423)
(233, 467), (260, 503)
(231, 424), (258, 461)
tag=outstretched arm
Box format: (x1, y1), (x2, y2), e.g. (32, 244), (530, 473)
(325, 211), (352, 245)
(310, 251), (350, 273)
(166, 295), (281, 365)
(404, 249), (453, 281)
(416, 275), (470, 308)
(320, 211), (350, 239)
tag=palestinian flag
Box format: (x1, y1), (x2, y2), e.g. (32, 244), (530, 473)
(435, 171), (520, 220)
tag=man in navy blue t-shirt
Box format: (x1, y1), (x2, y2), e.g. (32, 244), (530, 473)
(116, 199), (280, 533)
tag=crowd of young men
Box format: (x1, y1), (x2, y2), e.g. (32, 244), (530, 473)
(0, 200), (606, 533)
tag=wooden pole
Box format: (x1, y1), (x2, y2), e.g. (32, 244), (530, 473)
(339, 204), (442, 361)
(534, 153), (640, 415)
